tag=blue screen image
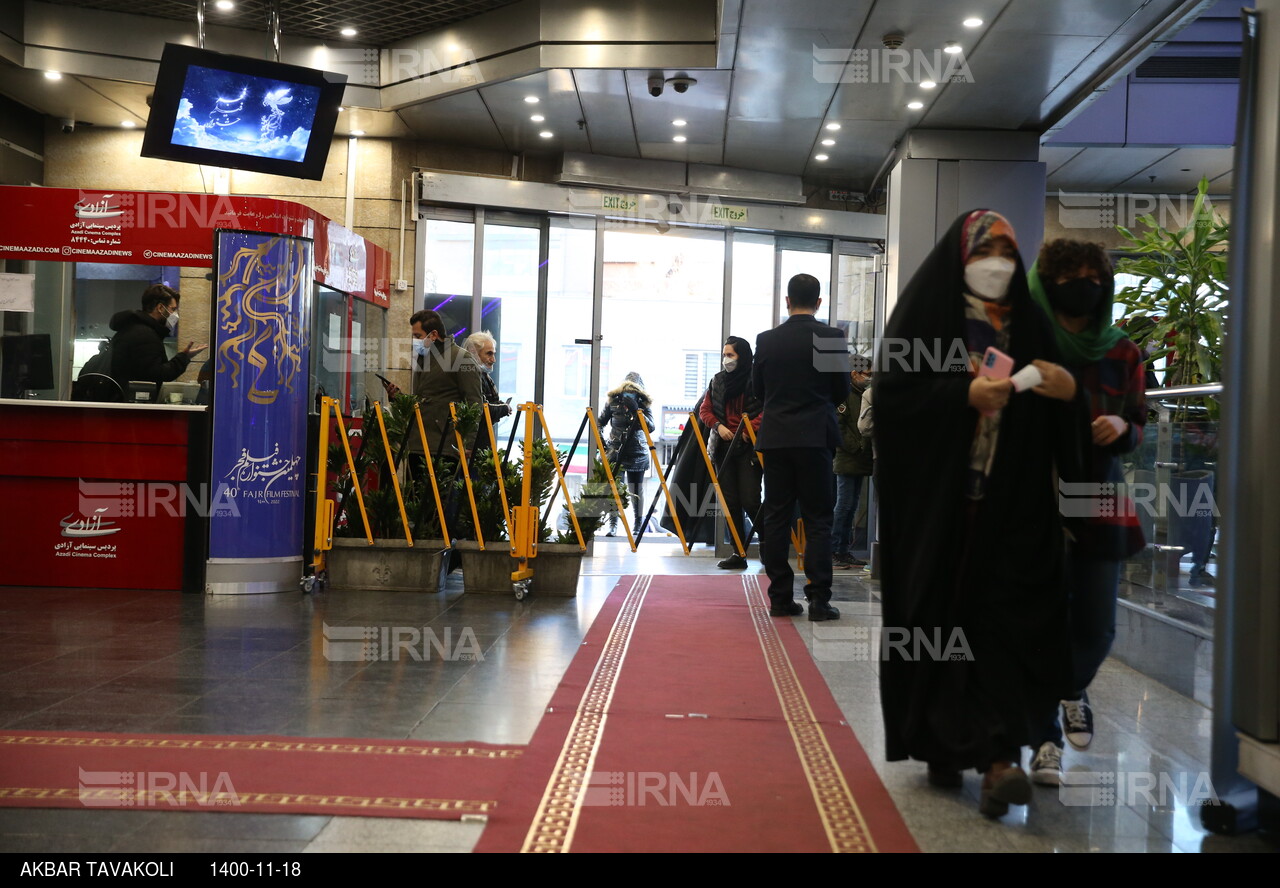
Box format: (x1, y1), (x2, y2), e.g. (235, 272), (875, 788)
(171, 65), (322, 163)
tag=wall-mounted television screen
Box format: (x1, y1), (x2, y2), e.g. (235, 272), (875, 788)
(141, 43), (347, 180)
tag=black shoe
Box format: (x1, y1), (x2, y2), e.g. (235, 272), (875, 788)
(927, 764), (963, 789)
(769, 601), (804, 617)
(848, 556), (867, 567)
(717, 554), (748, 570)
(808, 603), (840, 622)
(1060, 699), (1094, 750)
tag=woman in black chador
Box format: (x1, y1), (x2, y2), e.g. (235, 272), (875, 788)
(873, 209), (1086, 818)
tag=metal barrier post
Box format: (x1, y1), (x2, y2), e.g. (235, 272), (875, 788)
(373, 401), (413, 546)
(636, 410), (689, 553)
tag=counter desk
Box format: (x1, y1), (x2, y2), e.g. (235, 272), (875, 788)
(0, 398), (210, 592)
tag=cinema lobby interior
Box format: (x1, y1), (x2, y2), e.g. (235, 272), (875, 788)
(1, 0), (1279, 856)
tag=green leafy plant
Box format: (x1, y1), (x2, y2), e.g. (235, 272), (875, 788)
(1114, 176), (1228, 417)
(556, 455), (627, 543)
(455, 439), (558, 543)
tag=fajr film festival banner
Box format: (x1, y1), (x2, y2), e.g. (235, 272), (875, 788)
(207, 231), (312, 561)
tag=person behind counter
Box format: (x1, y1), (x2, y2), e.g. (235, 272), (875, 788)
(109, 284), (206, 397)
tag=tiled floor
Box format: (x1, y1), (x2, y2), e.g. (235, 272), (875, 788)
(0, 539), (1274, 853)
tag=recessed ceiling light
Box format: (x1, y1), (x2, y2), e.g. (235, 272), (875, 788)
(524, 96), (540, 104)
(672, 119), (687, 127)
(814, 154), (829, 161)
(539, 130), (553, 138)
(673, 135), (687, 142)
(44, 71), (61, 80)
(920, 80), (937, 89)
(944, 42), (962, 54)
(907, 101), (924, 110)
(530, 114), (545, 122)
(340, 27), (358, 38)
(825, 122), (841, 131)
(350, 129), (365, 136)
(821, 138), (835, 146)
(963, 17), (983, 28)
(121, 120), (136, 128)
(338, 106), (345, 112)
(215, 0), (235, 10)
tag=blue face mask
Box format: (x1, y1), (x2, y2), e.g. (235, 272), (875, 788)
(413, 338), (427, 356)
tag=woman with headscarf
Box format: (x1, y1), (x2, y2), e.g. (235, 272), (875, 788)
(599, 371), (654, 534)
(1024, 240), (1146, 787)
(874, 209), (1087, 818)
(698, 336), (764, 569)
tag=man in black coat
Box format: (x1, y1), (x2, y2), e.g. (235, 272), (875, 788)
(108, 284), (205, 396)
(752, 273), (850, 620)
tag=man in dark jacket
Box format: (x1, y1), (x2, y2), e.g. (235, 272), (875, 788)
(752, 274), (849, 620)
(108, 284), (205, 396)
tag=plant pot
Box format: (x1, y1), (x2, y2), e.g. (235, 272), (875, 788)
(326, 538), (450, 592)
(454, 539), (585, 597)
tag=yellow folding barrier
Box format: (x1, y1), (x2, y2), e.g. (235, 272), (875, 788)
(689, 411), (747, 557)
(587, 406), (637, 552)
(636, 409), (689, 554)
(449, 401), (485, 550)
(411, 402), (451, 543)
(307, 396), (371, 590)
(373, 400), (413, 546)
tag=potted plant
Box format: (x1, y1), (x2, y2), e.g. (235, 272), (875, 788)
(454, 437), (587, 596)
(324, 393), (452, 592)
(1113, 176), (1229, 418)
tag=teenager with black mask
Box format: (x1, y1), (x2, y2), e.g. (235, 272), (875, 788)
(1025, 239), (1147, 787)
(698, 336), (763, 569)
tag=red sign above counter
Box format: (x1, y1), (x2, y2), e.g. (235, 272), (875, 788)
(0, 185), (390, 307)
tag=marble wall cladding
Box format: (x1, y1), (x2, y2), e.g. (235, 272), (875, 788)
(1113, 601), (1214, 707)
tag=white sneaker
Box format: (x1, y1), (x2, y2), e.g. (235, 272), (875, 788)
(1029, 742), (1063, 786)
(1060, 699), (1094, 750)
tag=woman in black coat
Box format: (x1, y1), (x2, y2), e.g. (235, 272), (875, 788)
(599, 371), (654, 533)
(874, 209), (1086, 818)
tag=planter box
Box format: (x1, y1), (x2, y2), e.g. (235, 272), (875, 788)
(326, 538), (449, 592)
(454, 539), (585, 596)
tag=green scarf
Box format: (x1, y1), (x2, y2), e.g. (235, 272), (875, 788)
(1027, 260), (1126, 366)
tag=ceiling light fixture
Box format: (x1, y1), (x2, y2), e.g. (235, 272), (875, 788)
(672, 119), (687, 127)
(825, 122), (841, 131)
(907, 101), (924, 110)
(814, 154), (829, 161)
(44, 71), (62, 80)
(350, 129), (365, 136)
(944, 42), (962, 54)
(539, 130), (553, 139)
(821, 138), (835, 146)
(121, 120), (136, 128)
(963, 17), (983, 28)
(524, 96), (540, 104)
(920, 80), (937, 89)
(215, 0), (235, 10)
(673, 135), (687, 142)
(530, 114), (545, 122)
(340, 27), (358, 38)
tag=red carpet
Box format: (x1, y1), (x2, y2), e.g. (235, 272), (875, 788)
(0, 732), (520, 819)
(475, 575), (917, 853)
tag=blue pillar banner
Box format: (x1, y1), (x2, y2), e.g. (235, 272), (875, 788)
(208, 231), (312, 560)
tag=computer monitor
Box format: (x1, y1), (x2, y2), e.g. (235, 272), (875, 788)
(127, 380), (160, 403)
(0, 333), (55, 398)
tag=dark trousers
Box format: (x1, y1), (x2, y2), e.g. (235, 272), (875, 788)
(719, 449), (762, 551)
(832, 473), (865, 557)
(758, 447), (835, 607)
(1035, 550), (1121, 745)
(609, 469), (647, 532)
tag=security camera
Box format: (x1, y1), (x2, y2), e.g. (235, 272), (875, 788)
(59, 117), (75, 134)
(667, 76), (697, 94)
(647, 75), (664, 98)
(667, 199), (683, 215)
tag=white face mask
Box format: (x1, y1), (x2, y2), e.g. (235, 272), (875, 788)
(963, 256), (1017, 301)
(722, 358), (738, 373)
(412, 338), (427, 356)
(165, 310), (179, 332)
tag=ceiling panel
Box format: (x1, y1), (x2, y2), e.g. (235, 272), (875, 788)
(572, 70), (639, 159)
(395, 90), (506, 151)
(1046, 146), (1178, 191)
(478, 70), (592, 156)
(625, 69), (731, 165)
(1111, 146), (1234, 193)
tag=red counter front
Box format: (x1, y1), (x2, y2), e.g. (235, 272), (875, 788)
(0, 400), (208, 591)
